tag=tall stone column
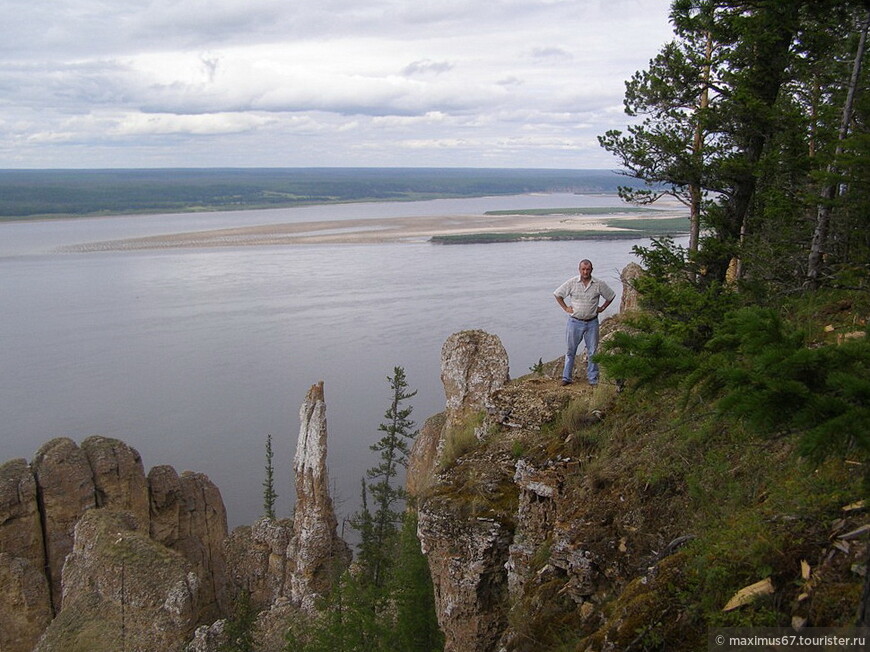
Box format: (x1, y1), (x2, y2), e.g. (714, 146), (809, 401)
(285, 382), (350, 612)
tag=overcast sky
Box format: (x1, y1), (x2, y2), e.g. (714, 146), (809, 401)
(1, 0), (675, 169)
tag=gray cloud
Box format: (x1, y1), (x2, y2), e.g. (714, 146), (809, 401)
(401, 59), (454, 77)
(529, 47), (574, 62)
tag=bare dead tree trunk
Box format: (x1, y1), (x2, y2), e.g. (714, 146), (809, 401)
(807, 9), (869, 286)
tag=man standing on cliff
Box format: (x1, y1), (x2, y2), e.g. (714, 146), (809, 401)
(554, 259), (615, 386)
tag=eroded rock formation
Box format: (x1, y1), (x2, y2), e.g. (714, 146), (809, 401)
(36, 509), (202, 652)
(286, 381), (351, 612)
(150, 467), (229, 620)
(82, 435), (150, 527)
(208, 381), (351, 648)
(3, 376), (356, 651)
(31, 437), (97, 612)
(223, 516), (293, 611)
(619, 261), (644, 313)
(440, 329), (510, 417)
(0, 435), (232, 651)
(0, 458), (52, 652)
(0, 458), (44, 570)
(411, 270), (637, 651)
(411, 330), (514, 651)
(0, 552), (52, 652)
(407, 330), (510, 496)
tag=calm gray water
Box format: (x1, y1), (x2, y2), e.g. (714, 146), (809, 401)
(0, 194), (666, 527)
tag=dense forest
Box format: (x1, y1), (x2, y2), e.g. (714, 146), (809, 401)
(0, 168), (638, 220)
(598, 0), (869, 292)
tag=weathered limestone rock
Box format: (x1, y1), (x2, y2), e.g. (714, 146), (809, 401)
(0, 458), (44, 572)
(35, 509), (201, 652)
(440, 330), (510, 416)
(149, 463), (184, 543)
(186, 619), (227, 652)
(149, 464), (229, 619)
(0, 553), (52, 652)
(253, 600), (298, 651)
(31, 437), (96, 612)
(81, 435), (150, 528)
(417, 504), (512, 652)
(406, 412), (446, 496)
(619, 262), (643, 313)
(505, 459), (598, 609)
(0, 459), (52, 651)
(223, 516), (293, 610)
(408, 330), (510, 496)
(149, 465), (228, 620)
(286, 382), (351, 613)
(179, 471), (229, 619)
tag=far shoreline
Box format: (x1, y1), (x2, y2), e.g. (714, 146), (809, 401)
(56, 207), (690, 252)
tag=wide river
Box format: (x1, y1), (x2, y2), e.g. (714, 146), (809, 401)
(0, 193), (673, 528)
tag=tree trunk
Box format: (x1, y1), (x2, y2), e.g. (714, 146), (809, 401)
(689, 31), (713, 257)
(807, 9), (870, 286)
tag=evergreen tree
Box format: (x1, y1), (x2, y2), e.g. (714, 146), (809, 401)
(221, 590), (256, 652)
(390, 511), (444, 652)
(359, 366), (419, 588)
(598, 0), (721, 256)
(262, 433), (278, 519)
(285, 571), (386, 652)
(602, 0), (870, 287)
(285, 367), (443, 650)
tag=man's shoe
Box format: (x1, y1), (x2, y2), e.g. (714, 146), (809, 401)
(561, 379), (573, 386)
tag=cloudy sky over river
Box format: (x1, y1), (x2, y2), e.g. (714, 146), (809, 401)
(2, 0), (673, 169)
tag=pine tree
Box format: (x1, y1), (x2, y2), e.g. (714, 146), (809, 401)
(262, 434), (278, 519)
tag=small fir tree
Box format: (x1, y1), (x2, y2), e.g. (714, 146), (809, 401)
(361, 366), (418, 588)
(262, 434), (278, 519)
(220, 590), (256, 652)
(390, 511), (444, 651)
(286, 367), (443, 651)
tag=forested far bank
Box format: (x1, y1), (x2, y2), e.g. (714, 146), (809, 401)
(0, 168), (645, 220)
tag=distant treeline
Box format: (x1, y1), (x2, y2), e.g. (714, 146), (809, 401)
(0, 168), (641, 220)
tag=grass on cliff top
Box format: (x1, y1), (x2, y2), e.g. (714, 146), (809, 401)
(563, 290), (869, 649)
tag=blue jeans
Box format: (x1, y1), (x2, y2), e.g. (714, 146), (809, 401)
(562, 317), (600, 384)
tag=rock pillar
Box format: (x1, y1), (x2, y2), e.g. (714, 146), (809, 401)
(286, 382), (351, 612)
(31, 437), (97, 612)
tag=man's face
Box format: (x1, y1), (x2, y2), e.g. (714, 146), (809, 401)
(579, 261), (593, 280)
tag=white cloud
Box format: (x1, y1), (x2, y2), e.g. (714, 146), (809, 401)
(0, 0), (675, 168)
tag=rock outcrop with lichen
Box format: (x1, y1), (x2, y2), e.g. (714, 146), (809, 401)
(0, 436), (231, 651)
(223, 384), (351, 613)
(0, 459), (53, 652)
(31, 437), (97, 612)
(409, 265), (869, 651)
(35, 509), (202, 652)
(0, 379), (352, 651)
(407, 330), (510, 497)
(194, 381), (351, 650)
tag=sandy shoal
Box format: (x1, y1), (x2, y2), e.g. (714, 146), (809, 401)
(61, 209), (687, 252)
